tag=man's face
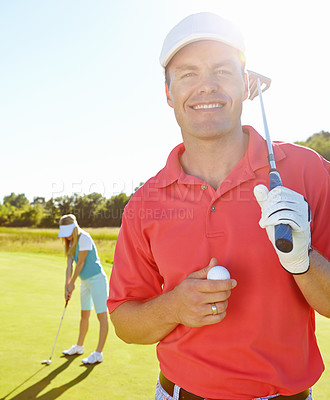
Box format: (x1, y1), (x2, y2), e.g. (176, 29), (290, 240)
(165, 40), (248, 141)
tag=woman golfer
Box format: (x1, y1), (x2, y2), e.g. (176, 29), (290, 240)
(58, 214), (108, 364)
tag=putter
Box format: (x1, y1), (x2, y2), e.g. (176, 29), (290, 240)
(247, 70), (293, 253)
(41, 299), (69, 365)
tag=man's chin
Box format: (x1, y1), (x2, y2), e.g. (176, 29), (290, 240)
(185, 124), (231, 140)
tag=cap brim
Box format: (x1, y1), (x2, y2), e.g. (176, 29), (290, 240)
(161, 34), (244, 68)
(58, 223), (76, 238)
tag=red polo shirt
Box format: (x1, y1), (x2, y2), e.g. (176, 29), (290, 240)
(108, 126), (329, 399)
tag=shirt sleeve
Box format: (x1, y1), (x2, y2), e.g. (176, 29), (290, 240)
(107, 202), (164, 313)
(278, 143), (330, 260)
(78, 233), (93, 251)
(308, 154), (330, 259)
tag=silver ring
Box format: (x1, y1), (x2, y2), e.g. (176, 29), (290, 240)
(211, 304), (217, 315)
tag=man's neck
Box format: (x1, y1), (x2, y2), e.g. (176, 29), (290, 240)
(180, 128), (249, 190)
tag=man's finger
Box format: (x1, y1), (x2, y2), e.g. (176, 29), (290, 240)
(253, 184), (269, 206)
(189, 258), (218, 279)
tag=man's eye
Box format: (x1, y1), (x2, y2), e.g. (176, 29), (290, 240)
(181, 72), (196, 79)
(216, 69), (231, 75)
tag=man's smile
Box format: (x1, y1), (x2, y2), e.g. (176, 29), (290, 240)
(191, 103), (224, 110)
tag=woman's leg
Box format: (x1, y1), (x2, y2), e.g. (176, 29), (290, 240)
(77, 310), (90, 346)
(95, 311), (108, 353)
(88, 272), (109, 353)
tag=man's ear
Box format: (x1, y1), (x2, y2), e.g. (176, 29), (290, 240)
(165, 82), (173, 108)
(243, 72), (249, 101)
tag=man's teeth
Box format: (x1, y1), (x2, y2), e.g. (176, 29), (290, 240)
(193, 103), (223, 109)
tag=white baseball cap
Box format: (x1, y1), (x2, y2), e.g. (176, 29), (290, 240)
(159, 12), (245, 68)
(58, 221), (77, 238)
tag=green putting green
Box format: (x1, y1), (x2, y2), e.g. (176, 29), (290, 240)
(0, 252), (158, 400)
(0, 250), (329, 399)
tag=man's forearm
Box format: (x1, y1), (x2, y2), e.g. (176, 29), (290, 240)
(110, 291), (179, 344)
(294, 250), (330, 317)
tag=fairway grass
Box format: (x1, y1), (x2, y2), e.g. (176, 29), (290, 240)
(0, 252), (158, 400)
(0, 251), (329, 399)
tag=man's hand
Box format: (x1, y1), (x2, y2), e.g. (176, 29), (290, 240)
(110, 259), (237, 344)
(254, 184), (311, 274)
(170, 258), (237, 327)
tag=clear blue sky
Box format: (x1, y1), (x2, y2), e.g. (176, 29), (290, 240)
(1, 0), (329, 201)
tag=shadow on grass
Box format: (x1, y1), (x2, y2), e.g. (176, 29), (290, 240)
(1, 356), (97, 400)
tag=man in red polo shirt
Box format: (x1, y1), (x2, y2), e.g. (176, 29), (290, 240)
(107, 12), (330, 400)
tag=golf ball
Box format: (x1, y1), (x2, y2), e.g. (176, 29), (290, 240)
(207, 266), (230, 280)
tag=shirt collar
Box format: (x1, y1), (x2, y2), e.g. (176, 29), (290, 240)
(152, 126), (286, 189)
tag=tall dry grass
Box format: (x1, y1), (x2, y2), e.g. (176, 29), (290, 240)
(0, 227), (120, 269)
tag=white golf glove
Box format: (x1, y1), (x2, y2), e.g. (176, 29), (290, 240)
(253, 184), (311, 274)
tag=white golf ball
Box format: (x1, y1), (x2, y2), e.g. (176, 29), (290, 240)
(207, 266), (230, 280)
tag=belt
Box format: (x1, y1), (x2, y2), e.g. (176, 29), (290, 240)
(159, 372), (310, 400)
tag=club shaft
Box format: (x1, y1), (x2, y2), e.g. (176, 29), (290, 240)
(256, 78), (293, 253)
(49, 301), (68, 360)
(256, 79), (276, 170)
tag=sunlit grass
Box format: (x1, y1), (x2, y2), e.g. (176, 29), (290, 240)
(0, 251), (158, 400)
(0, 227), (120, 268)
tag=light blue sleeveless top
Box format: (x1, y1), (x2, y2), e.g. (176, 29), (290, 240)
(72, 231), (103, 280)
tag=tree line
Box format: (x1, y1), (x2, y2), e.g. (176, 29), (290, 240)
(0, 192), (132, 228)
(1, 132), (328, 228)
(295, 131), (329, 161)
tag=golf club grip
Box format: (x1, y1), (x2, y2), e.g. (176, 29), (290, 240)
(269, 170), (293, 253)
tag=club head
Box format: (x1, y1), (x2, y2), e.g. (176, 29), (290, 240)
(247, 70), (271, 100)
(41, 359), (52, 365)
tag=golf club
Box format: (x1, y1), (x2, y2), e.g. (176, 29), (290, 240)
(41, 299), (69, 365)
(247, 70), (293, 253)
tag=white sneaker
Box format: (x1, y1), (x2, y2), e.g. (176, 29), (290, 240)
(82, 351), (103, 364)
(62, 344), (84, 356)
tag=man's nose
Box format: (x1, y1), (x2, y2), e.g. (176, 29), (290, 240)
(197, 72), (219, 94)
